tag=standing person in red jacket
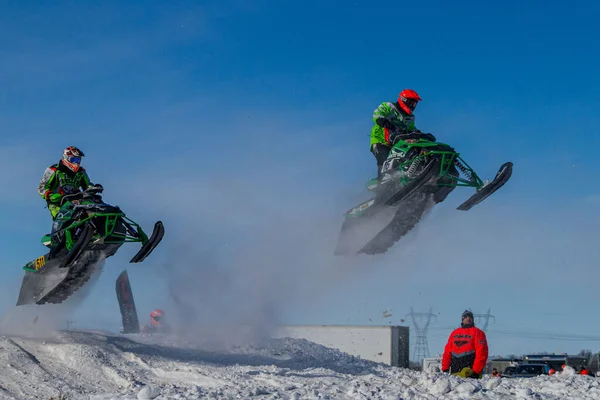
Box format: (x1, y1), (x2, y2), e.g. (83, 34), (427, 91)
(442, 310), (489, 378)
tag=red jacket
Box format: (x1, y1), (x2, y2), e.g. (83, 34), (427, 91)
(442, 325), (489, 374)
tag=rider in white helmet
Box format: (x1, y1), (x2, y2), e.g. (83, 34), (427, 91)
(37, 146), (100, 220)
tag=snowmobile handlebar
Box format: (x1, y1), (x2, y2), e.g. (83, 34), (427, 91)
(390, 131), (437, 144)
(86, 185), (104, 194)
(59, 186), (104, 205)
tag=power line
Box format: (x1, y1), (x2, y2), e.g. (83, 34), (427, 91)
(406, 307), (437, 361)
(473, 308), (496, 333)
(429, 325), (600, 342)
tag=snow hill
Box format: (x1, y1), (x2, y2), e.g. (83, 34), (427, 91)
(0, 330), (598, 400)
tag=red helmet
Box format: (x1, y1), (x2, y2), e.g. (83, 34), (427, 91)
(150, 309), (164, 326)
(62, 146), (85, 172)
(398, 89), (422, 115)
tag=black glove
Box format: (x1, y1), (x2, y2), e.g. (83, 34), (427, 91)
(91, 183), (104, 192)
(408, 131), (437, 142)
(376, 118), (396, 131)
(383, 120), (396, 130)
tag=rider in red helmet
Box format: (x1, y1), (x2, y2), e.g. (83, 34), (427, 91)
(150, 309), (164, 325)
(141, 309), (171, 333)
(369, 89), (434, 183)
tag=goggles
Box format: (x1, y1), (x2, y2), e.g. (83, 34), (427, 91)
(403, 98), (419, 109)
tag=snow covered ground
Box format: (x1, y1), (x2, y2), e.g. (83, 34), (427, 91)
(0, 329), (598, 400)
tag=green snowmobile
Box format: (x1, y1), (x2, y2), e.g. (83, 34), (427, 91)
(16, 186), (164, 306)
(335, 132), (512, 255)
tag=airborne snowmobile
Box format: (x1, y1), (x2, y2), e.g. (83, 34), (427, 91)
(16, 186), (164, 306)
(335, 132), (512, 255)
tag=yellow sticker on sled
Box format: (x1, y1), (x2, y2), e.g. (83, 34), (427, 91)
(34, 256), (46, 270)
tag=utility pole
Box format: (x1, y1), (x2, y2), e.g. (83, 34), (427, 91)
(406, 307), (437, 362)
(473, 308), (495, 333)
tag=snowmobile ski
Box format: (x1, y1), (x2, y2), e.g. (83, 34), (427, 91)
(384, 159), (439, 206)
(456, 162), (513, 211)
(129, 221), (164, 263)
(59, 224), (94, 268)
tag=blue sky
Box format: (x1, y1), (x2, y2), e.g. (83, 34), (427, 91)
(1, 0), (600, 359)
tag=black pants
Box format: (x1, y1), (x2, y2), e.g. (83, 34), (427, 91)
(371, 143), (391, 178)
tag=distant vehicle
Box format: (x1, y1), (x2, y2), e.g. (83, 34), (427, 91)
(422, 357), (442, 372)
(490, 358), (522, 375)
(504, 364), (551, 378)
(522, 354), (588, 372)
(501, 366), (517, 377)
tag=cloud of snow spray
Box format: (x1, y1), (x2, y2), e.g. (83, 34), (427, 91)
(123, 128), (382, 348)
(0, 256), (106, 339)
(155, 226), (379, 350)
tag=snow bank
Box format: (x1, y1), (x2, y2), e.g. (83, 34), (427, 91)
(0, 331), (597, 399)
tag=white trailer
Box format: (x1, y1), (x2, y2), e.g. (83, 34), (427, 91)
(274, 325), (410, 367)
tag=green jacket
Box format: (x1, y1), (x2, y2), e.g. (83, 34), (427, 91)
(37, 161), (92, 205)
(370, 101), (417, 147)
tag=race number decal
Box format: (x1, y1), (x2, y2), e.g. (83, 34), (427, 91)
(34, 256), (46, 270)
(349, 199), (375, 215)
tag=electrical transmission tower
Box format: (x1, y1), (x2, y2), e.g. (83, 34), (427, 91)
(406, 307), (437, 361)
(473, 308), (496, 333)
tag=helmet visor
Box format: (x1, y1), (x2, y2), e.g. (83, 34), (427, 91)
(67, 156), (81, 164)
(403, 98), (418, 110)
(151, 315), (162, 322)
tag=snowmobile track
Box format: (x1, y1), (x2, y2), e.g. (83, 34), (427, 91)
(358, 192), (432, 255)
(38, 250), (106, 305)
